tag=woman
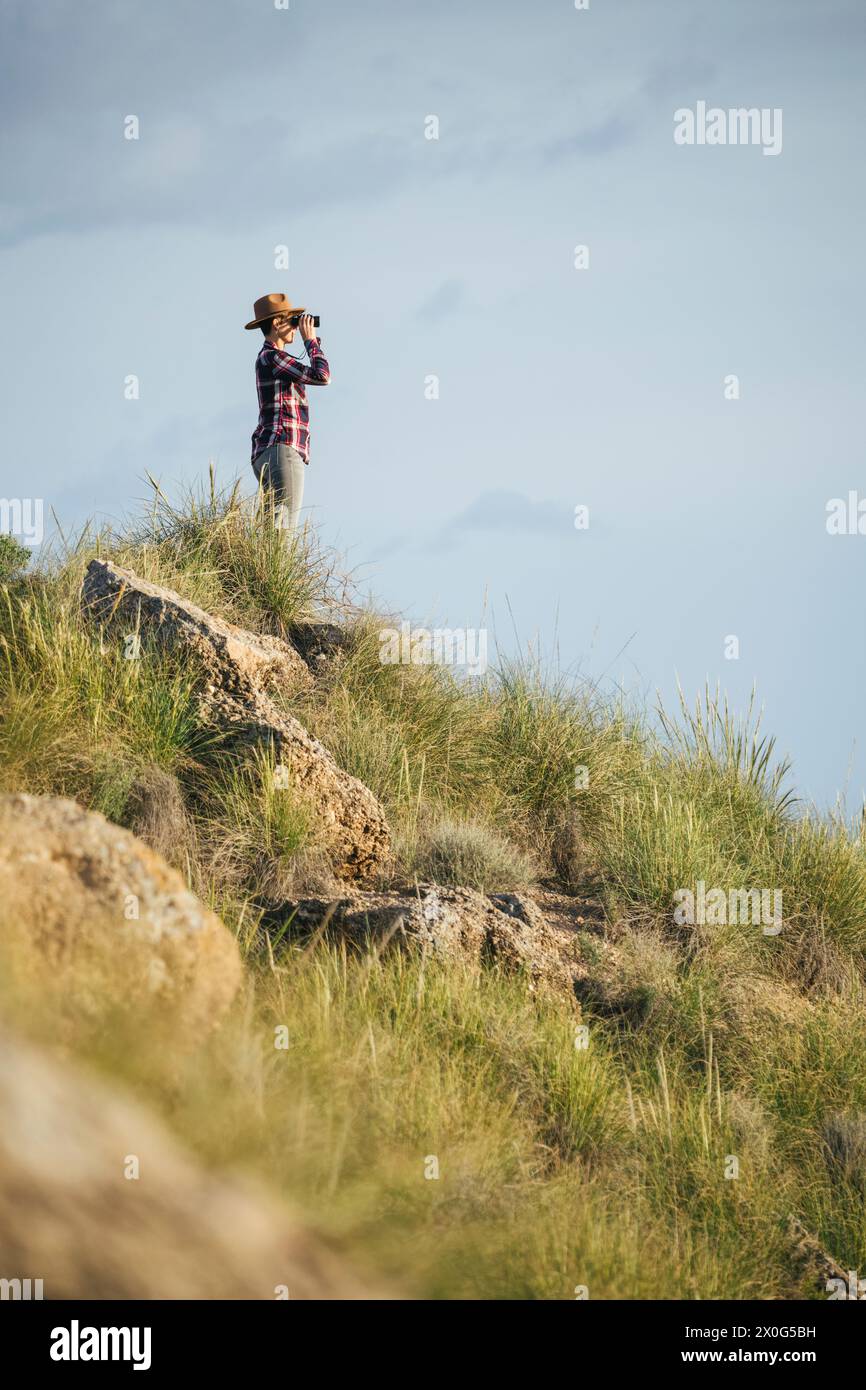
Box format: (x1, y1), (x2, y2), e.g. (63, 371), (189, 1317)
(244, 292), (331, 536)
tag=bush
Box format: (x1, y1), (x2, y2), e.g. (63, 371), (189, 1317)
(0, 533), (29, 583)
(405, 816), (538, 893)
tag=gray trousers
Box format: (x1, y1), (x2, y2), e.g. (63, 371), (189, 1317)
(252, 443), (306, 536)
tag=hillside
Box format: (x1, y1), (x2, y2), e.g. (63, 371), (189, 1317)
(1, 477), (864, 1300)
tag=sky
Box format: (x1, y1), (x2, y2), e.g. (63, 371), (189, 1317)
(1, 0), (865, 812)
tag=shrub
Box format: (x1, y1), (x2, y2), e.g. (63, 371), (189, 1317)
(0, 534), (29, 584)
(405, 816), (538, 893)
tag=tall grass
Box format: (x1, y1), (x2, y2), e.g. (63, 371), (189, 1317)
(1, 479), (865, 1297)
(0, 574), (218, 816)
(106, 467), (343, 636)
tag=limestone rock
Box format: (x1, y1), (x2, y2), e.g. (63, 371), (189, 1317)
(81, 559), (391, 879)
(0, 1026), (386, 1299)
(82, 557), (312, 697)
(265, 883), (580, 1001)
(0, 794), (241, 1037)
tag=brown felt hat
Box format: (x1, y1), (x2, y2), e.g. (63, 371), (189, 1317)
(244, 292), (307, 330)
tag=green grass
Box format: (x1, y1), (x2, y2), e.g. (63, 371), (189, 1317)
(1, 476), (865, 1298)
(107, 467), (339, 637)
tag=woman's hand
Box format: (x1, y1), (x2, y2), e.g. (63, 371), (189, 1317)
(298, 313), (317, 341)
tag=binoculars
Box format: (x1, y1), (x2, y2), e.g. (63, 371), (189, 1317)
(289, 313), (320, 329)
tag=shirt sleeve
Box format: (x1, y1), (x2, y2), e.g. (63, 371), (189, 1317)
(266, 340), (331, 385)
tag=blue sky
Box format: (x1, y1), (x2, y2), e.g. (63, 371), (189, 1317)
(1, 0), (865, 811)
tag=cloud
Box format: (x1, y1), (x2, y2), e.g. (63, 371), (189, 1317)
(421, 490), (572, 554)
(0, 0), (422, 245)
(448, 489), (568, 535)
(0, 0), (723, 246)
(362, 491), (569, 562)
(543, 114), (637, 163)
(0, 109), (418, 247)
(639, 56), (720, 105)
(413, 279), (465, 323)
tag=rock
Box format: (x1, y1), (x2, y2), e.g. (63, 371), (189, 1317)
(285, 619), (349, 666)
(0, 794), (241, 1038)
(263, 883), (580, 1001)
(0, 1026), (387, 1299)
(787, 1217), (849, 1298)
(82, 557), (312, 697)
(82, 559), (390, 880)
(209, 696), (391, 881)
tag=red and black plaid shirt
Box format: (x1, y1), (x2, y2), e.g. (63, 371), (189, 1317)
(251, 337), (331, 464)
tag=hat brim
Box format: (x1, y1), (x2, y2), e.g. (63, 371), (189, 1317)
(244, 306), (306, 330)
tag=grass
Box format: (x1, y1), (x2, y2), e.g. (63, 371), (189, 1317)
(399, 814), (539, 893)
(1, 475), (865, 1298)
(108, 466), (342, 638)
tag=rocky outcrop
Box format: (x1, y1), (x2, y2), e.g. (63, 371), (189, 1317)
(81, 559), (390, 879)
(82, 557), (312, 696)
(263, 883), (582, 1002)
(0, 794), (241, 1038)
(0, 1026), (387, 1299)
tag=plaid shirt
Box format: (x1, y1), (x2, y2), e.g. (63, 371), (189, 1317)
(251, 337), (330, 464)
